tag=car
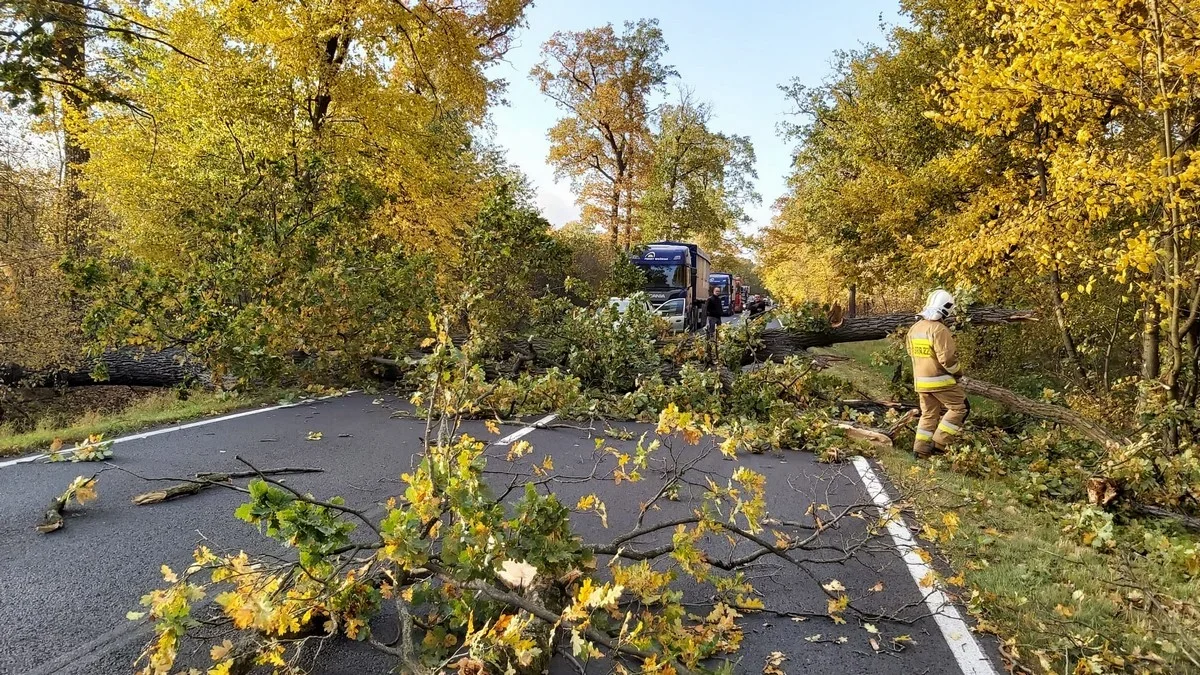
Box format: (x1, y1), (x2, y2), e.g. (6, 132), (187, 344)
(608, 297), (652, 314)
(652, 297), (687, 332)
(607, 297), (653, 328)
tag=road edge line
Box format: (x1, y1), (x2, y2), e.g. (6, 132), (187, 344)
(850, 455), (999, 675)
(0, 390), (359, 470)
(495, 413), (558, 446)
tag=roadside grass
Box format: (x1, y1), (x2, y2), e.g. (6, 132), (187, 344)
(812, 340), (899, 400)
(879, 450), (1200, 673)
(825, 340), (1200, 673)
(0, 388), (290, 457)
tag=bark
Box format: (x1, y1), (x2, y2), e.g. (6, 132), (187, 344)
(958, 376), (1128, 450)
(1049, 269), (1088, 381)
(53, 0), (90, 254)
(1143, 299), (1161, 381)
(1131, 504), (1200, 534)
(0, 348), (206, 387)
(748, 306), (1037, 364)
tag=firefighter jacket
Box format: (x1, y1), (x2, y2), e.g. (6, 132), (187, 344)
(906, 319), (961, 392)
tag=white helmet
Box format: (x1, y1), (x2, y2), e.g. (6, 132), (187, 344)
(920, 289), (955, 321)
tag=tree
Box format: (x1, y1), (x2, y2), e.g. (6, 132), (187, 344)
(532, 19), (674, 250)
(640, 90), (759, 244)
(933, 0), (1200, 406)
(73, 0), (531, 382)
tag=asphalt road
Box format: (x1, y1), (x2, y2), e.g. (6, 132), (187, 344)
(0, 393), (1002, 675)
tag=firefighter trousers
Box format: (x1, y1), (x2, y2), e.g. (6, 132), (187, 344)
(914, 385), (969, 457)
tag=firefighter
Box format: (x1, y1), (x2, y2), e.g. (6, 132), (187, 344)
(907, 289), (968, 458)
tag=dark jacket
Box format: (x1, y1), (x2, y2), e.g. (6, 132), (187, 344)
(705, 295), (723, 321)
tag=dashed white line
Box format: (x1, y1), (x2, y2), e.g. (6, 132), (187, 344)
(0, 390), (358, 469)
(494, 413), (558, 445)
(851, 455), (1000, 675)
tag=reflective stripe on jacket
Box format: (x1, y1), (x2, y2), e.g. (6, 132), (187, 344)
(906, 319), (960, 391)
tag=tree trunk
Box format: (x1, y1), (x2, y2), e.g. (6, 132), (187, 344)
(1049, 269), (1088, 381)
(609, 188), (621, 249)
(1142, 300), (1161, 382)
(0, 348), (206, 387)
(53, 1), (90, 254)
(958, 376), (1128, 450)
(747, 306), (1037, 364)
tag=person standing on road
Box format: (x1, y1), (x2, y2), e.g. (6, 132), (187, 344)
(907, 289), (968, 459)
(705, 286), (723, 360)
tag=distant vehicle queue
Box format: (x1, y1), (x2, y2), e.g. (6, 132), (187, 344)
(623, 240), (769, 332)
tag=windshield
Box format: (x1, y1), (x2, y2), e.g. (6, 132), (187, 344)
(656, 299), (684, 316)
(640, 263), (688, 288)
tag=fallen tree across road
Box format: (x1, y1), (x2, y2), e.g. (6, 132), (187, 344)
(745, 306), (1038, 364)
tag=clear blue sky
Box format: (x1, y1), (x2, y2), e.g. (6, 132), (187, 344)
(485, 0), (903, 234)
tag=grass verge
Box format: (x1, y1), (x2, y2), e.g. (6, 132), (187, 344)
(824, 340), (1200, 674)
(0, 388), (291, 458)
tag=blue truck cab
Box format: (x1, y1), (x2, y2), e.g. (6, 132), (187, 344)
(708, 272), (734, 316)
(631, 242), (711, 331)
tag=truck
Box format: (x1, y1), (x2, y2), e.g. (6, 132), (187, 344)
(708, 272), (734, 316)
(631, 241), (711, 330)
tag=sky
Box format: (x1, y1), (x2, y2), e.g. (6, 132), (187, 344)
(485, 0), (904, 234)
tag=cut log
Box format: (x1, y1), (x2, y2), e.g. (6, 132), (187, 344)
(749, 306), (1037, 364)
(958, 377), (1129, 450)
(1, 347), (206, 388)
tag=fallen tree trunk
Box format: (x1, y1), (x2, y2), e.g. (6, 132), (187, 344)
(958, 376), (1129, 450)
(747, 306), (1038, 363)
(1, 347), (206, 388)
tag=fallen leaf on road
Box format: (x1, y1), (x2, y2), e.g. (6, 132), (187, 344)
(210, 639), (234, 661)
(763, 651), (788, 674)
(49, 438), (64, 452)
(307, 431), (323, 441)
(835, 636), (848, 644)
(864, 623), (878, 634)
(372, 398), (384, 405)
(870, 581), (884, 592)
(804, 634), (822, 642)
(822, 579), (845, 592)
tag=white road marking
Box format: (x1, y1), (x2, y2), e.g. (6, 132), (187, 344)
(851, 455), (1000, 675)
(495, 413), (558, 446)
(0, 391), (358, 469)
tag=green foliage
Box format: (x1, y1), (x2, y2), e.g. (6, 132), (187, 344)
(528, 293), (663, 392)
(456, 172), (570, 337)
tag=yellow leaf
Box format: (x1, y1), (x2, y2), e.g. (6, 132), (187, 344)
(822, 579), (846, 592)
(485, 420), (500, 435)
(919, 571), (937, 588)
(161, 565), (178, 584)
(49, 437), (64, 452)
(209, 639), (234, 662)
